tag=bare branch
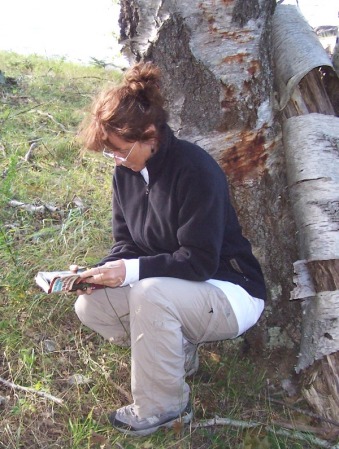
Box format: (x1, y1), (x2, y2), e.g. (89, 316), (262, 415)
(8, 199), (59, 213)
(269, 397), (339, 428)
(107, 378), (133, 403)
(192, 417), (339, 448)
(24, 140), (40, 162)
(36, 110), (69, 133)
(6, 103), (46, 121)
(8, 200), (45, 213)
(0, 377), (64, 405)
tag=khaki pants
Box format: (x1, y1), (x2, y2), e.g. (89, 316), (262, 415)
(74, 277), (239, 417)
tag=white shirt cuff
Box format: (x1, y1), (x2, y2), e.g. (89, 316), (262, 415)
(121, 259), (140, 286)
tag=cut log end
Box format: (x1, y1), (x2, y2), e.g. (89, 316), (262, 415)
(301, 353), (339, 429)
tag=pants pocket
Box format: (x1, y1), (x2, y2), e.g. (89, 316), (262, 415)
(199, 290), (239, 343)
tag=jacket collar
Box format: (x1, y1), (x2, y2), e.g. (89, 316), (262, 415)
(145, 124), (173, 178)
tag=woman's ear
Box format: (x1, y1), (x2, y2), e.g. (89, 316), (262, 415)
(145, 124), (156, 134)
(143, 124), (158, 145)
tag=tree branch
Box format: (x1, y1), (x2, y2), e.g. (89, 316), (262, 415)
(24, 140), (40, 162)
(269, 398), (339, 428)
(0, 377), (64, 405)
(36, 110), (69, 133)
(192, 417), (339, 449)
(8, 200), (45, 213)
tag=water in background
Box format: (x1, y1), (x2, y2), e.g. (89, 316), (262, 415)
(296, 0), (338, 27)
(0, 0), (338, 65)
(283, 0), (338, 54)
(0, 0), (124, 66)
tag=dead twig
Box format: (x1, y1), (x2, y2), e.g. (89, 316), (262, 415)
(24, 140), (40, 162)
(271, 419), (327, 435)
(5, 103), (46, 121)
(107, 378), (133, 403)
(192, 417), (339, 448)
(114, 443), (126, 449)
(8, 199), (59, 213)
(192, 416), (258, 429)
(36, 110), (69, 133)
(70, 76), (114, 81)
(269, 397), (339, 428)
(0, 376), (63, 405)
(8, 200), (45, 213)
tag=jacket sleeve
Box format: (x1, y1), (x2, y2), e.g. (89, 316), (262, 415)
(139, 165), (230, 281)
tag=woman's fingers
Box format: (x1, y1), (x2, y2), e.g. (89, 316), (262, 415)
(78, 262), (126, 288)
(69, 264), (78, 273)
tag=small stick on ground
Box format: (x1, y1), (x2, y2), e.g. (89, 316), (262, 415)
(107, 378), (133, 403)
(192, 417), (339, 449)
(24, 140), (40, 162)
(36, 110), (68, 133)
(0, 376), (64, 405)
(269, 397), (339, 428)
(8, 200), (45, 213)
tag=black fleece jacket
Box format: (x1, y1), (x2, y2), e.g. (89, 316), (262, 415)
(99, 125), (267, 300)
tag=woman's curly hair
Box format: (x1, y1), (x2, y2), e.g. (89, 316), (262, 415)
(78, 62), (168, 152)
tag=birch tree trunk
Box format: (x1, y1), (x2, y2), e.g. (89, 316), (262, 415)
(273, 4), (339, 426)
(118, 0), (301, 360)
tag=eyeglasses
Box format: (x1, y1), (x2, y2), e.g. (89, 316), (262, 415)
(103, 140), (138, 162)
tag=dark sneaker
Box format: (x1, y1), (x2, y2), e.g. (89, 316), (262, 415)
(109, 401), (192, 436)
(184, 340), (200, 376)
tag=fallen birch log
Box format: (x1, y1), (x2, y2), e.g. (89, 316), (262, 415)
(283, 114), (339, 424)
(283, 114), (339, 371)
(272, 4), (335, 115)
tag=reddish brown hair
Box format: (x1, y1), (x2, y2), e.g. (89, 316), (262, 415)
(78, 62), (168, 152)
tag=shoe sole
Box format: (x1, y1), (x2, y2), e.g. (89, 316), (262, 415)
(113, 409), (193, 437)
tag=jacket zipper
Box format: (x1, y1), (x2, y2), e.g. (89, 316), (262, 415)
(141, 182), (150, 245)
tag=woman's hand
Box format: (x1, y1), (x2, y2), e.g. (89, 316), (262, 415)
(78, 261), (126, 289)
(68, 264), (92, 295)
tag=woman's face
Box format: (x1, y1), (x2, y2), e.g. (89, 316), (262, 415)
(103, 131), (157, 172)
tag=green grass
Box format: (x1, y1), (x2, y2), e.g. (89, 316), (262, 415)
(0, 51), (333, 449)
